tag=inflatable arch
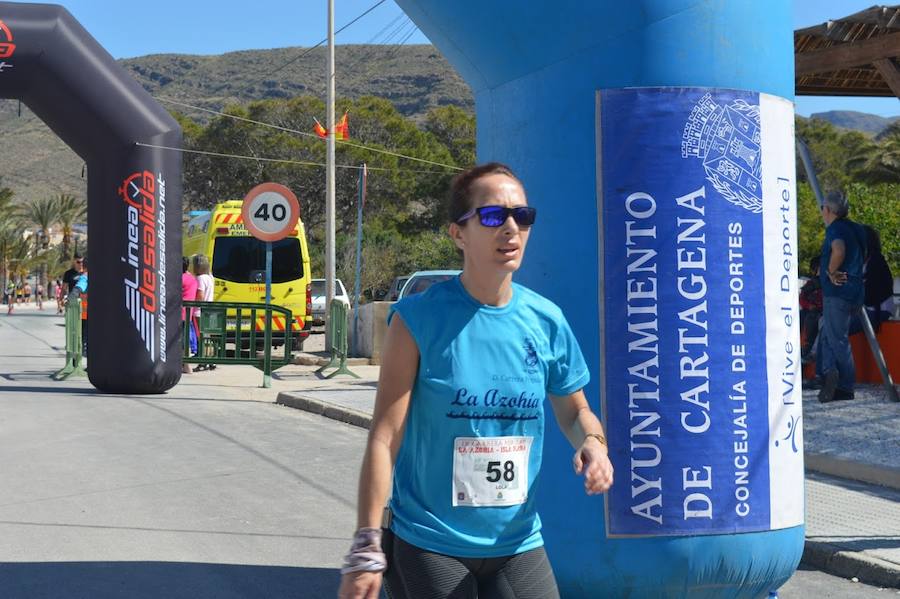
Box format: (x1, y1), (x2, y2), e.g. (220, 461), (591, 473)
(0, 2), (182, 393)
(395, 1), (805, 597)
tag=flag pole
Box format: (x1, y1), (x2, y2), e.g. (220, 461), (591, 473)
(325, 0), (336, 333)
(353, 163), (366, 356)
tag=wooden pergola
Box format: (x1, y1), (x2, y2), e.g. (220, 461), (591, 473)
(795, 4), (900, 98)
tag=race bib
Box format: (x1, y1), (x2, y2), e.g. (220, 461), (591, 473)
(452, 436), (533, 507)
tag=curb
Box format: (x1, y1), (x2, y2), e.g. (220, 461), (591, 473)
(805, 452), (900, 492)
(802, 541), (900, 589)
(276, 392), (372, 429)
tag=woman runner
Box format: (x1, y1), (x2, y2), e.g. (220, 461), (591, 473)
(339, 163), (613, 599)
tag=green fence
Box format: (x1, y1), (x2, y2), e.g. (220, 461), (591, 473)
(316, 299), (359, 379)
(183, 301), (294, 388)
(53, 297), (86, 380)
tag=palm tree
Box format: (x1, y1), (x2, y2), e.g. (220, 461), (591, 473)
(18, 197), (59, 291)
(0, 219), (17, 300)
(54, 193), (86, 263)
(0, 180), (12, 214)
(847, 122), (900, 184)
(3, 230), (34, 299)
(0, 179), (16, 297)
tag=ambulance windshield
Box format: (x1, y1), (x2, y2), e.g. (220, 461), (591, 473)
(212, 237), (304, 283)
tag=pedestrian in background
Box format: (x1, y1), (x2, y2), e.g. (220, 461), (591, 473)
(69, 260), (89, 358)
(192, 254), (216, 371)
(859, 224), (894, 331)
(339, 163), (613, 599)
(182, 257), (198, 374)
(63, 254), (84, 293)
(816, 190), (867, 403)
(55, 278), (64, 314)
(5, 279), (15, 314)
(799, 256), (823, 364)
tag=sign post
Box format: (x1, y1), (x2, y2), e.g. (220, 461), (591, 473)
(241, 183), (300, 388)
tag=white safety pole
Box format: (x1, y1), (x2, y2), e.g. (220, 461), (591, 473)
(325, 0), (336, 322)
(796, 138), (824, 207)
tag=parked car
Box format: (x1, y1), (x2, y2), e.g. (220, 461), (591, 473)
(385, 275), (410, 301)
(310, 278), (350, 324)
(397, 270), (462, 300)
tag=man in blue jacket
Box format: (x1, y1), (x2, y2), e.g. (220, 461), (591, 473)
(817, 191), (866, 403)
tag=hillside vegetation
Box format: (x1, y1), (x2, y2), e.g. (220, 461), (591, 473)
(796, 118), (900, 275)
(0, 44), (472, 204)
(809, 110), (900, 136)
(1, 43), (897, 294)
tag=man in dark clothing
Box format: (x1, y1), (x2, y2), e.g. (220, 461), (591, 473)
(62, 253), (84, 292)
(861, 225), (894, 330)
(816, 191), (867, 403)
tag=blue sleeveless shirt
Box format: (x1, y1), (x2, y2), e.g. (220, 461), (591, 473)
(387, 277), (589, 558)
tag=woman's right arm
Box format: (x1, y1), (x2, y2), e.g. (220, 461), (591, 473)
(356, 314), (418, 528)
(339, 314), (418, 599)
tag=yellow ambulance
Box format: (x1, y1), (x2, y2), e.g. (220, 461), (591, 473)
(183, 200), (313, 350)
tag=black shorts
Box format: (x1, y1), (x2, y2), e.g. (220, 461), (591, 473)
(383, 530), (560, 599)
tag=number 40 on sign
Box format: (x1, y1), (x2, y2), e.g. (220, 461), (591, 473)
(241, 182), (300, 242)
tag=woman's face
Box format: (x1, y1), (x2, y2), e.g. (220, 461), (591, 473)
(451, 173), (531, 275)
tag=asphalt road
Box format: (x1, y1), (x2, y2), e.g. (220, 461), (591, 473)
(0, 309), (894, 598)
(0, 310), (364, 598)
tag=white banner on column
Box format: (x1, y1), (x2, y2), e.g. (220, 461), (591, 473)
(760, 93), (804, 530)
(597, 88), (804, 536)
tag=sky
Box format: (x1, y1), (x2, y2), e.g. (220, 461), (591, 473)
(5, 0), (900, 118)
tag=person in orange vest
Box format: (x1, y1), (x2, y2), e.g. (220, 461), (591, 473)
(69, 259), (89, 358)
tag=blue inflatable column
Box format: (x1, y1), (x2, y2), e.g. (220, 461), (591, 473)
(396, 1), (804, 597)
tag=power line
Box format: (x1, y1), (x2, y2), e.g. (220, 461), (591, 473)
(342, 15), (417, 81)
(233, 0), (388, 98)
(363, 13), (406, 45)
(379, 16), (414, 46)
(156, 96), (464, 171)
(134, 142), (455, 175)
(386, 26), (420, 60)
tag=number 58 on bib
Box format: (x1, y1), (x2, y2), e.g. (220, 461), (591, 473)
(452, 436), (533, 507)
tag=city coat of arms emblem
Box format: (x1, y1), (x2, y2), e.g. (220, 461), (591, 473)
(681, 93), (763, 213)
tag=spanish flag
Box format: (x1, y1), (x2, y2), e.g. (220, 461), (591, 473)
(313, 118), (327, 139)
(335, 112), (349, 140)
(313, 112), (350, 140)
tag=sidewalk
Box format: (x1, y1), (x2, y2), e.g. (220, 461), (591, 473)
(276, 374), (900, 589)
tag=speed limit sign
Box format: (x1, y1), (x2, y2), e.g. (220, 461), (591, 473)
(241, 183), (300, 242)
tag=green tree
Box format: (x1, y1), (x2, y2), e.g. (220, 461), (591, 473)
(53, 193), (86, 264)
(178, 94), (465, 291)
(0, 178), (16, 296)
(846, 182), (900, 272)
(848, 121), (900, 184)
(424, 105), (476, 168)
(797, 181), (900, 277)
(796, 183), (825, 276)
(17, 196), (59, 290)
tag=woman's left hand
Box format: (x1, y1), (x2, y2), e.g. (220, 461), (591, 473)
(573, 437), (613, 495)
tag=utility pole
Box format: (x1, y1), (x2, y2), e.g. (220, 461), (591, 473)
(325, 0), (336, 323)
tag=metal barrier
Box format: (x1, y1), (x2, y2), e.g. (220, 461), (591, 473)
(53, 297), (86, 380)
(183, 301), (294, 388)
(316, 299), (359, 379)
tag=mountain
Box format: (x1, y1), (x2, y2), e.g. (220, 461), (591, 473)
(808, 110), (900, 136)
(0, 44), (472, 205)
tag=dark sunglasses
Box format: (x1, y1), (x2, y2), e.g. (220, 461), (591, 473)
(456, 205), (537, 228)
